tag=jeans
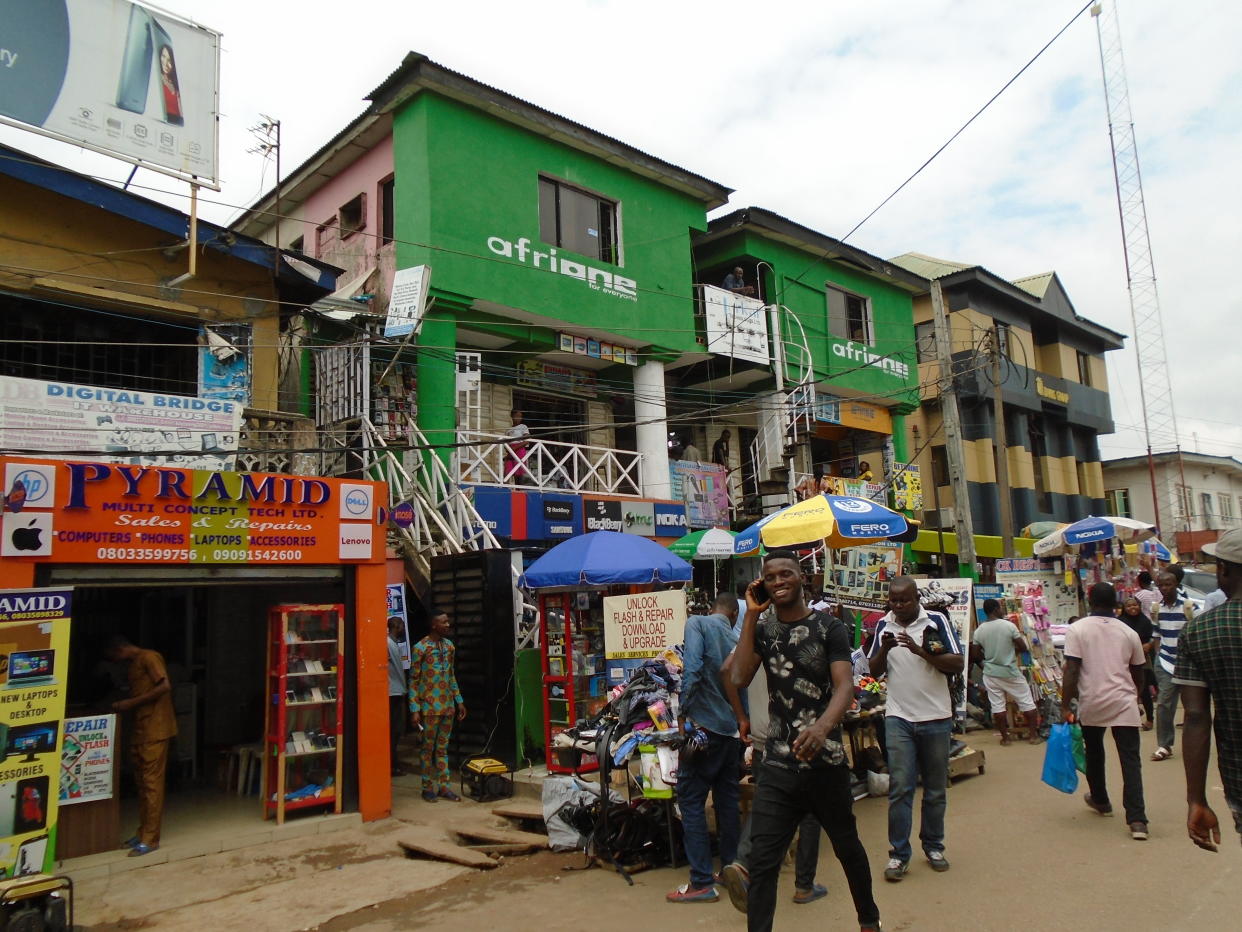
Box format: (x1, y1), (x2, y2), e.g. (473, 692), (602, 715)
(1154, 663), (1181, 750)
(676, 732), (741, 888)
(389, 694), (405, 769)
(746, 762), (878, 931)
(885, 716), (952, 863)
(1082, 725), (1146, 824)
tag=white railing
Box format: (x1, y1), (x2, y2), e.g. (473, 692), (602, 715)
(455, 431), (643, 497)
(348, 418), (541, 648)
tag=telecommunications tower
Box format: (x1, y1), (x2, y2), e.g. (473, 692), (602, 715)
(1091, 1), (1180, 533)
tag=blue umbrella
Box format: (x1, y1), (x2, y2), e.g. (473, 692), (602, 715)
(1034, 515), (1156, 557)
(520, 530), (693, 589)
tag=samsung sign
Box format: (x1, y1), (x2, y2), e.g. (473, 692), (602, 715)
(0, 0), (221, 187)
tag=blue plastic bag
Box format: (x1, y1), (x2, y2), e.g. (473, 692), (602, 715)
(1041, 723), (1079, 794)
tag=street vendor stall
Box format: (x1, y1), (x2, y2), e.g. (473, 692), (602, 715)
(520, 531), (692, 774)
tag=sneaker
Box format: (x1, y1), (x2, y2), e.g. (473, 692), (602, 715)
(883, 858), (908, 882)
(1084, 793), (1113, 816)
(793, 883), (828, 904)
(720, 862), (749, 914)
(421, 789), (438, 803)
(1129, 821), (1149, 841)
(925, 850), (951, 872)
(666, 884), (718, 903)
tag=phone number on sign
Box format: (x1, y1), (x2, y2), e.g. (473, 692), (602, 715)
(211, 549), (304, 562)
(96, 547), (190, 561)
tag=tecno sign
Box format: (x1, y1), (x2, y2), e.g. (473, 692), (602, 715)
(486, 235), (637, 301)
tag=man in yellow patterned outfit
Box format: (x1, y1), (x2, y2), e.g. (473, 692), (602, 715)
(409, 610), (466, 802)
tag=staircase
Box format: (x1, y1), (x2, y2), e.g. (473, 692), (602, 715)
(746, 305), (816, 516)
(347, 417), (540, 647)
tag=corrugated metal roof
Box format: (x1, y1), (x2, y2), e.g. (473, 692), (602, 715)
(889, 252), (974, 280)
(1012, 272), (1054, 298)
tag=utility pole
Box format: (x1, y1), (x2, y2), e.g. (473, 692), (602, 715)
(930, 280), (977, 580)
(248, 116), (282, 261)
(991, 328), (1015, 555)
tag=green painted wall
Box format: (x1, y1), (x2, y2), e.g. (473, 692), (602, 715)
(392, 93), (710, 359)
(696, 230), (920, 411)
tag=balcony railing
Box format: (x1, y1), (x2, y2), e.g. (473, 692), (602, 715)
(455, 431), (643, 496)
(239, 409), (320, 475)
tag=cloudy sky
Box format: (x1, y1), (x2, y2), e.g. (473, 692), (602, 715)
(4, 0), (1238, 462)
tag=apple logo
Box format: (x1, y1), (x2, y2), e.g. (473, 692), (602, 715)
(11, 520), (43, 552)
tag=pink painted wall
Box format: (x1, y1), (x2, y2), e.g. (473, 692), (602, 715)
(302, 134), (396, 307)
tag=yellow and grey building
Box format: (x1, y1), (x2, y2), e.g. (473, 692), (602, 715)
(894, 254), (1124, 542)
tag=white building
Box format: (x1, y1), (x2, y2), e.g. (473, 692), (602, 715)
(1102, 451), (1242, 560)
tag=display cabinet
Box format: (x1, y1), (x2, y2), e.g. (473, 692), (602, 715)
(263, 603), (345, 823)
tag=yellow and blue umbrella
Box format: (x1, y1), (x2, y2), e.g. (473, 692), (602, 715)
(736, 493), (911, 551)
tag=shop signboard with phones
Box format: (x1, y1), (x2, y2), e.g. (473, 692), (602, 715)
(59, 714), (115, 806)
(0, 0), (221, 187)
(0, 587), (72, 876)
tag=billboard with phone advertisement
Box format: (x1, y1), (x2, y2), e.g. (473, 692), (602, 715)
(0, 0), (220, 187)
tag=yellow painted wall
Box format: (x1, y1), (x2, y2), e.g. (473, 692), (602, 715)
(0, 177), (282, 409)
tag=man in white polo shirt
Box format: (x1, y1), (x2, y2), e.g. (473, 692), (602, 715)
(868, 577), (964, 882)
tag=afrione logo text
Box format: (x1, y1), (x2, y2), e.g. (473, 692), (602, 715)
(831, 341), (909, 380)
(487, 235), (637, 301)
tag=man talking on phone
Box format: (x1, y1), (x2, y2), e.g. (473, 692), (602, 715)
(868, 577), (963, 882)
(730, 551), (880, 932)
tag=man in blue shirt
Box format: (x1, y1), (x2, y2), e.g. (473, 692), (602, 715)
(668, 592), (740, 903)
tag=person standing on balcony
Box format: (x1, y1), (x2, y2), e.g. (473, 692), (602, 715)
(723, 266), (755, 297)
(503, 408), (532, 485)
(712, 430), (731, 469)
(682, 433), (702, 463)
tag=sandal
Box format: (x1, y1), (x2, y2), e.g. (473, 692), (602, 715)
(1151, 746), (1172, 761)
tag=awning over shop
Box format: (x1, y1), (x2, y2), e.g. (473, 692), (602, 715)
(910, 529), (1036, 560)
(310, 265), (378, 319)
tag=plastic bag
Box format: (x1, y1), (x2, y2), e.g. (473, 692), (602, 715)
(866, 770), (890, 797)
(1041, 723), (1079, 795)
(1070, 722), (1087, 775)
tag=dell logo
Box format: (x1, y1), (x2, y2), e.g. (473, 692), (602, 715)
(345, 490), (370, 515)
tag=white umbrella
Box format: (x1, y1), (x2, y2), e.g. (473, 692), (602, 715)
(1033, 515), (1157, 557)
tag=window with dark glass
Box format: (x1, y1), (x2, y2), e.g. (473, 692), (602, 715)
(995, 322), (1011, 359)
(1076, 350), (1092, 386)
(538, 177), (618, 263)
(380, 177), (395, 245)
(339, 194), (365, 238)
(915, 320), (937, 362)
(826, 285), (873, 344)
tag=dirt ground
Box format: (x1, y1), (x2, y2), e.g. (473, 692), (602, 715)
(78, 727), (1242, 931)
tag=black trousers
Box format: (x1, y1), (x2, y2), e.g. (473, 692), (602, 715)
(389, 694), (405, 769)
(1082, 725), (1146, 824)
(747, 762), (878, 931)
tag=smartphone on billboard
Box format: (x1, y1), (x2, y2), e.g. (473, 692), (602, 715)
(150, 19), (184, 125)
(115, 4), (153, 114)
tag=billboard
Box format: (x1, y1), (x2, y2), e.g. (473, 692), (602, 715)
(668, 461), (730, 529)
(0, 375), (241, 470)
(0, 0), (220, 187)
(701, 285), (769, 365)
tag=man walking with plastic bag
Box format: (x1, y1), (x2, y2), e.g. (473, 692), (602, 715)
(1060, 583), (1149, 840)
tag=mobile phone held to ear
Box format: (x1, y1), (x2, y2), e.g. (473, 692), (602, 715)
(752, 580), (771, 605)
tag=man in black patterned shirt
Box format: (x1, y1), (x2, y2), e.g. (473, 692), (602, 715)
(730, 551), (880, 932)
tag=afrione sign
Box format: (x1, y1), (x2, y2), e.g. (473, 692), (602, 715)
(0, 0), (221, 187)
(486, 234), (637, 301)
(829, 340), (910, 380)
(0, 456), (385, 565)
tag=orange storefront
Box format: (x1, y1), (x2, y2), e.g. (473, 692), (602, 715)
(0, 456), (394, 856)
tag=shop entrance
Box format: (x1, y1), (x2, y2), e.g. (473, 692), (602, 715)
(56, 573), (351, 857)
